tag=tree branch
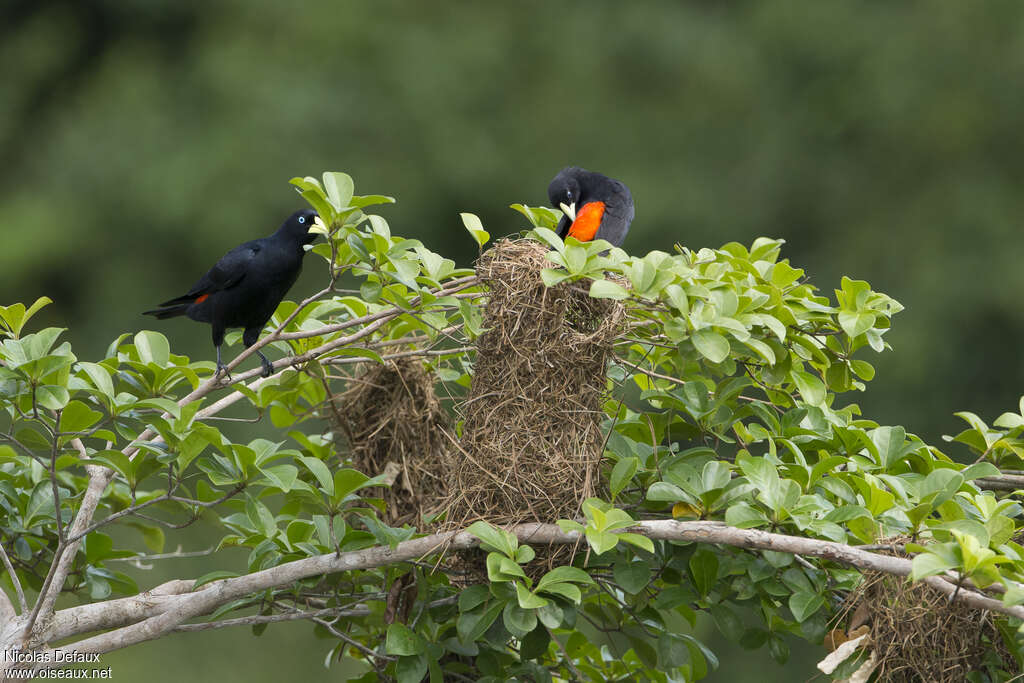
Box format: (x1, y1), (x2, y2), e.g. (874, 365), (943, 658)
(171, 596), (457, 633)
(23, 462), (112, 645)
(976, 474), (1024, 492)
(0, 539), (26, 614)
(22, 519), (1024, 661)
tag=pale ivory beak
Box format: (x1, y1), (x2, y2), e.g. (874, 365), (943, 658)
(559, 201), (577, 222)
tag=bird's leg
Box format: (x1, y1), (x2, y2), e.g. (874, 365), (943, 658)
(215, 345), (232, 382)
(243, 328), (273, 378)
(256, 350), (274, 378)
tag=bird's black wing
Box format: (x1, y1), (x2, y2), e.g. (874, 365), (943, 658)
(555, 214), (571, 239)
(156, 241), (261, 307)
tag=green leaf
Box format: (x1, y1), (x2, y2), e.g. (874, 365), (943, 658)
(386, 623), (424, 656)
(515, 545), (535, 564)
(395, 654), (428, 683)
(838, 310), (876, 337)
(610, 457), (639, 499)
(530, 227), (564, 252)
(90, 451), (134, 479)
(710, 604), (745, 642)
(332, 468), (371, 504)
(59, 400), (102, 433)
(511, 204), (561, 230)
(36, 385), (70, 410)
(585, 529), (619, 555)
(0, 296), (52, 337)
(689, 549), (719, 596)
(614, 560), (652, 594)
(486, 553), (528, 583)
(589, 279), (629, 300)
(692, 329), (730, 363)
(192, 570), (240, 590)
(259, 464), (298, 492)
(520, 625), (551, 660)
(457, 600), (503, 643)
(911, 549), (959, 580)
(725, 502), (770, 528)
(458, 585), (490, 612)
(646, 481), (689, 503)
(850, 359), (875, 381)
(869, 425), (911, 468)
(663, 284), (689, 313)
(322, 171), (354, 211)
(792, 370), (825, 406)
(536, 566), (593, 591)
(556, 519), (585, 534)
(537, 582), (581, 604)
(744, 338), (777, 364)
(460, 213), (490, 248)
(135, 330), (170, 366)
(502, 602), (537, 638)
(771, 262), (804, 288)
(540, 268), (571, 287)
(299, 456), (334, 495)
(617, 532), (655, 553)
(78, 361), (114, 398)
(350, 194), (396, 209)
(515, 582), (549, 609)
(135, 523), (165, 552)
(789, 591), (825, 622)
(466, 520), (517, 558)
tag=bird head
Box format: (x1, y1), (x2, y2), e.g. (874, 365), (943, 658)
(282, 209), (319, 244)
(548, 166), (585, 223)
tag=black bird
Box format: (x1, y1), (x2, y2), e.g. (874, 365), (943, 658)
(547, 166), (634, 247)
(143, 209), (318, 378)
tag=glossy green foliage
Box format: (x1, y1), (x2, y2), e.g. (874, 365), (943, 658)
(1, 172), (1023, 681)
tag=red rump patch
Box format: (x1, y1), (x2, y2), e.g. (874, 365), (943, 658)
(567, 201), (606, 242)
(195, 294), (210, 304)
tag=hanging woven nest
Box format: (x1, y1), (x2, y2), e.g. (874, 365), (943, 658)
(329, 357), (450, 528)
(824, 540), (1016, 681)
(440, 238), (625, 530)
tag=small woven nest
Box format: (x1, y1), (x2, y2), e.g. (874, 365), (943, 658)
(440, 238), (625, 532)
(830, 546), (1016, 681)
(329, 357), (449, 527)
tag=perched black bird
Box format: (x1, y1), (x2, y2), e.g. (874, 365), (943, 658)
(548, 166), (634, 247)
(143, 209), (318, 378)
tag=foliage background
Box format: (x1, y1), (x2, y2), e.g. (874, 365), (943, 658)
(3, 1), (1024, 680)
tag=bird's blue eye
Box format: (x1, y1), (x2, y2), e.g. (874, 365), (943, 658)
(298, 216), (306, 224)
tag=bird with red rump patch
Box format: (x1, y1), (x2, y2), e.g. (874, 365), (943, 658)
(143, 209), (318, 379)
(547, 166), (634, 247)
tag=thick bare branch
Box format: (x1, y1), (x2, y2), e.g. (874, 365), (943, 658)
(976, 474), (1024, 492)
(26, 519), (1024, 660)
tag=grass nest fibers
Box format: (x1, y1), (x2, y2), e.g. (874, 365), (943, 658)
(330, 357), (449, 528)
(441, 238), (625, 530)
(831, 552), (1016, 681)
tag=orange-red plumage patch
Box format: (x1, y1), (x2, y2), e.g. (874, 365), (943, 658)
(195, 294), (209, 304)
(567, 201), (606, 242)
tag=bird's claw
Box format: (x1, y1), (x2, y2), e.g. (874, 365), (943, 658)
(216, 363), (233, 383)
(258, 352), (274, 378)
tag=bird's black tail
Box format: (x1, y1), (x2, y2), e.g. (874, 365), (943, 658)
(142, 303), (190, 319)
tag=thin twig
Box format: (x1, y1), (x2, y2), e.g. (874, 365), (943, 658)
(545, 624), (583, 682)
(311, 617), (395, 662)
(0, 539), (27, 613)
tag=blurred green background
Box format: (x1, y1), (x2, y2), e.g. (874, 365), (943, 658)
(5, 0), (1024, 679)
